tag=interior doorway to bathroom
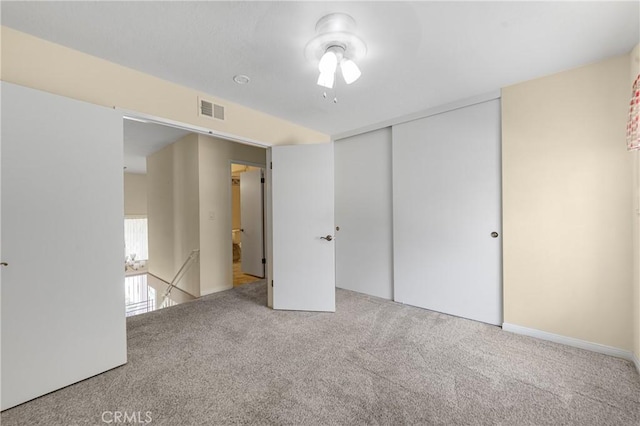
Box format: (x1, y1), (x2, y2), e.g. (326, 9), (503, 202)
(231, 163), (265, 286)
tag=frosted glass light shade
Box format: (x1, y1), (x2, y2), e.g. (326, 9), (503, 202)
(318, 51), (338, 74)
(317, 71), (335, 89)
(341, 59), (361, 84)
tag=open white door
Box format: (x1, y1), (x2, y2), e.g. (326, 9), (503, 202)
(269, 143), (335, 312)
(240, 168), (264, 278)
(1, 83), (127, 409)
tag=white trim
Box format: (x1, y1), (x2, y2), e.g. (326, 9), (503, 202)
(332, 90), (501, 140)
(118, 108), (272, 148)
(502, 323), (635, 362)
(199, 286), (232, 297)
(229, 159), (267, 170)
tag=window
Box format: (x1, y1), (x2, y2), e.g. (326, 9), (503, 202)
(124, 216), (148, 261)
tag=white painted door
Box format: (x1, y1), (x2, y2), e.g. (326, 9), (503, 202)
(1, 83), (127, 410)
(270, 144), (335, 312)
(240, 168), (264, 277)
(392, 99), (502, 325)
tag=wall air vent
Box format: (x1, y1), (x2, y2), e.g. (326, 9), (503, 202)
(213, 103), (225, 120)
(198, 97), (225, 121)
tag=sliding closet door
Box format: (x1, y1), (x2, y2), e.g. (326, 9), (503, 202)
(1, 83), (127, 409)
(392, 99), (502, 325)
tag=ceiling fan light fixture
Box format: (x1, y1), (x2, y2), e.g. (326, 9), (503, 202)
(305, 13), (367, 91)
(340, 59), (361, 84)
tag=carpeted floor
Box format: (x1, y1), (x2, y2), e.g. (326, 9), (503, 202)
(2, 282), (639, 425)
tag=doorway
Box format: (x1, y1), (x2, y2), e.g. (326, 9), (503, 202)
(231, 163), (265, 286)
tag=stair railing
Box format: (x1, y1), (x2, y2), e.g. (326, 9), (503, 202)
(161, 249), (200, 307)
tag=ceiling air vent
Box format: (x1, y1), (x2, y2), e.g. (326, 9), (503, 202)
(198, 97), (225, 121)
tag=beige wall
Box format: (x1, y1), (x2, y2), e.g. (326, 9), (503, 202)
(631, 43), (640, 362)
(0, 26), (328, 146)
(232, 183), (241, 232)
(123, 173), (147, 216)
(147, 142), (175, 284)
(502, 54), (633, 351)
(198, 136), (266, 296)
(147, 134), (200, 297)
(147, 133), (265, 297)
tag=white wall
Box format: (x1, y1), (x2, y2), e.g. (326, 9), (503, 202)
(198, 135), (266, 296)
(123, 172), (147, 216)
(334, 128), (394, 300)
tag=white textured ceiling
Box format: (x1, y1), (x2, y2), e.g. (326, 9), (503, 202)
(2, 1), (639, 138)
(123, 120), (191, 174)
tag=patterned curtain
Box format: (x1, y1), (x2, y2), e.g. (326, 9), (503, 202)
(628, 74), (640, 151)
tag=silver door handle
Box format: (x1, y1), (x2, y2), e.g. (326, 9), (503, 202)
(320, 235), (334, 241)
(1, 262), (8, 267)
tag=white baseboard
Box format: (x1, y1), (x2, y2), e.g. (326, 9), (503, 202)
(199, 285), (233, 297)
(502, 323), (635, 364)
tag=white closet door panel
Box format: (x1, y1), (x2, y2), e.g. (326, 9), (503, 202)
(1, 83), (127, 409)
(392, 99), (502, 325)
(335, 128), (393, 300)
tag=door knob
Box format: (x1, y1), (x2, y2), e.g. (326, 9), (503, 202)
(491, 232), (499, 238)
(320, 235), (334, 241)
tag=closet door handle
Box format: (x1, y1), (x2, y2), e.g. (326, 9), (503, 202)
(320, 235), (334, 242)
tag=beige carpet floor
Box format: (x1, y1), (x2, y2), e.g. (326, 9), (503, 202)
(2, 282), (639, 425)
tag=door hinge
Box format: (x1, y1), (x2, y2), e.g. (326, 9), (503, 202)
(261, 177), (265, 183)
(271, 280), (274, 287)
(270, 162), (272, 169)
(262, 258), (266, 264)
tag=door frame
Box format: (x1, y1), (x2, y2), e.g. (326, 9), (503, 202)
(229, 160), (267, 284)
(120, 109), (273, 301)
